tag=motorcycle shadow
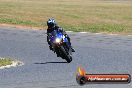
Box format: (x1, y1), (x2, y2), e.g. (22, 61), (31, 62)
(34, 61), (67, 64)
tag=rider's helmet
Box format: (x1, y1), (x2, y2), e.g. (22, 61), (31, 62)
(47, 18), (57, 28)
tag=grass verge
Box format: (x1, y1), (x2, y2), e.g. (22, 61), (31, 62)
(0, 0), (132, 34)
(0, 57), (12, 67)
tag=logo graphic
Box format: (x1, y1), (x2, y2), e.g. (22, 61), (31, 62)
(76, 67), (131, 85)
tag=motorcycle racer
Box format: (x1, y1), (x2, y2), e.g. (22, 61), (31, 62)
(46, 18), (75, 54)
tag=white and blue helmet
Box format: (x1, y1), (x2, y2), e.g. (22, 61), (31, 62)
(47, 18), (56, 28)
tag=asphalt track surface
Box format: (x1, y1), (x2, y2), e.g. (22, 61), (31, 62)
(0, 26), (132, 88)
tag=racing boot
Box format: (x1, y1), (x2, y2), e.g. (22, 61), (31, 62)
(65, 36), (75, 52)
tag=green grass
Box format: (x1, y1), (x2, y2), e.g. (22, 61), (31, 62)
(0, 0), (132, 34)
(0, 18), (42, 27)
(0, 57), (12, 67)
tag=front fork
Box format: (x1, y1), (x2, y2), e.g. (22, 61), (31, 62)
(54, 43), (67, 57)
(53, 42), (72, 58)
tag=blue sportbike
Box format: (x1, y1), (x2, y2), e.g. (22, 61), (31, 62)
(47, 30), (73, 63)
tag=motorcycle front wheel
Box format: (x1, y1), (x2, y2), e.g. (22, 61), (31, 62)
(60, 46), (72, 63)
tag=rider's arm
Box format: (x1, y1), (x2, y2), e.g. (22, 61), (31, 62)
(58, 27), (67, 35)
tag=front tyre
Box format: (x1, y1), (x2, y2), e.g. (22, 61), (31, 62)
(60, 46), (72, 63)
(66, 56), (72, 63)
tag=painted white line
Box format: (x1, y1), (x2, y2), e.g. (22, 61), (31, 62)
(65, 31), (121, 36)
(66, 31), (73, 33)
(79, 32), (87, 33)
(95, 33), (102, 35)
(41, 28), (131, 36)
(0, 60), (24, 69)
(109, 34), (119, 35)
